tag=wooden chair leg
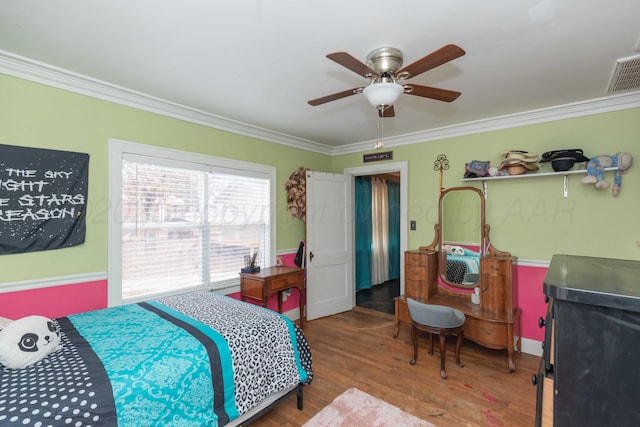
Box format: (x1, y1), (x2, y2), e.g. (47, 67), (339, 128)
(408, 323), (464, 379)
(428, 332), (434, 355)
(407, 313), (465, 379)
(455, 331), (465, 368)
(409, 324), (418, 365)
(438, 332), (447, 379)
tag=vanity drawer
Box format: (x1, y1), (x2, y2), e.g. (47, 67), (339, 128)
(480, 256), (514, 314)
(406, 251), (427, 267)
(406, 265), (425, 280)
(405, 279), (426, 299)
(464, 317), (508, 348)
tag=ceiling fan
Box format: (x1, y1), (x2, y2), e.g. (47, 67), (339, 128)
(307, 44), (465, 117)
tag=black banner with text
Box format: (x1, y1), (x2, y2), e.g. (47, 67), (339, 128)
(0, 144), (89, 254)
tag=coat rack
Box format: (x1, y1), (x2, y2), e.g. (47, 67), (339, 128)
(433, 154), (449, 195)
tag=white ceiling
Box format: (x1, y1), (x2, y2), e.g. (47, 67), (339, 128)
(2, 0), (640, 154)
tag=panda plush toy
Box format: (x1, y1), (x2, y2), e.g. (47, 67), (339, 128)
(0, 315), (63, 369)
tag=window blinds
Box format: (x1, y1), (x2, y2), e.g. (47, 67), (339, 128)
(121, 156), (270, 300)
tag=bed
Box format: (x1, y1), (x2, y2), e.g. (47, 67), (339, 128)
(0, 290), (313, 426)
(443, 245), (480, 285)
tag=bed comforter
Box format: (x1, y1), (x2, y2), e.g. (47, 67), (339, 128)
(0, 291), (313, 426)
(446, 254), (480, 284)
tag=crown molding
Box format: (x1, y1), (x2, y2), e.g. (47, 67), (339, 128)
(0, 50), (334, 155)
(3, 50), (639, 157)
(332, 90), (640, 155)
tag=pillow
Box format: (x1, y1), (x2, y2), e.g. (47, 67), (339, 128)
(0, 315), (62, 369)
(443, 245), (480, 257)
(443, 245), (465, 255)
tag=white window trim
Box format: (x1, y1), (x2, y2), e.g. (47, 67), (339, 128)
(107, 138), (276, 307)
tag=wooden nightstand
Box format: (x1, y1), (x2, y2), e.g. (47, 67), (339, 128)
(239, 266), (306, 329)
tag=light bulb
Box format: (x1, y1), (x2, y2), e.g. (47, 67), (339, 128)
(363, 83), (403, 107)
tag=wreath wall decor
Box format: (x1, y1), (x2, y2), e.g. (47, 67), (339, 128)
(285, 167), (308, 223)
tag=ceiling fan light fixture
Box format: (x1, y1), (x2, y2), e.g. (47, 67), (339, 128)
(363, 82), (404, 107)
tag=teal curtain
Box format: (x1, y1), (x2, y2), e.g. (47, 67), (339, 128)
(388, 181), (400, 280)
(355, 177), (372, 291)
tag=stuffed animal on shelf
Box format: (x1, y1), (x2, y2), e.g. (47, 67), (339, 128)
(581, 152), (633, 196)
(0, 315), (62, 369)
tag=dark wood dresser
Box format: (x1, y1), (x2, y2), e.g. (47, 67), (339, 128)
(535, 254), (640, 426)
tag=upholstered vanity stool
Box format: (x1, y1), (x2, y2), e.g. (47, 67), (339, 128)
(407, 298), (465, 379)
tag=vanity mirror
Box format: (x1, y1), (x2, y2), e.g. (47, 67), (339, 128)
(423, 186), (510, 289)
(438, 186), (485, 288)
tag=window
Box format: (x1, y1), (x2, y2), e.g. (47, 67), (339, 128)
(108, 139), (275, 305)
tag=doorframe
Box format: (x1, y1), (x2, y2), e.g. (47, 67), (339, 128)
(344, 161), (408, 295)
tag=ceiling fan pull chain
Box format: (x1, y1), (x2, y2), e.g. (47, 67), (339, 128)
(375, 108), (385, 150)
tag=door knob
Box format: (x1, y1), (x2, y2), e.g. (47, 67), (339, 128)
(309, 251), (314, 262)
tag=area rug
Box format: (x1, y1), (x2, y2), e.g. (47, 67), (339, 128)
(302, 388), (435, 427)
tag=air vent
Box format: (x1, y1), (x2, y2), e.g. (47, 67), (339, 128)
(607, 54), (640, 94)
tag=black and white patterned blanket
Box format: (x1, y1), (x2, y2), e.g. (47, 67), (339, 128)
(0, 291), (312, 426)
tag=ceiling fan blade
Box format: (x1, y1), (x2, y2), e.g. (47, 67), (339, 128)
(326, 52), (378, 78)
(396, 44), (465, 79)
(378, 105), (395, 118)
(307, 87), (363, 106)
(405, 84), (461, 102)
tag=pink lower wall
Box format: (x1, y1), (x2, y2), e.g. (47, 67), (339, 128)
(0, 253), (303, 320)
(514, 264), (548, 342)
(0, 253), (547, 344)
(0, 280), (108, 319)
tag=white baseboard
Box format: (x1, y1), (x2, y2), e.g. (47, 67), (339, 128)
(282, 307), (300, 322)
(0, 272), (108, 294)
(521, 337), (543, 357)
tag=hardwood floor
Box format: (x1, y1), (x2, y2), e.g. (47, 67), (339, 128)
(253, 307), (539, 427)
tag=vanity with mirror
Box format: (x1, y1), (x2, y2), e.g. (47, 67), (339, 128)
(394, 186), (521, 372)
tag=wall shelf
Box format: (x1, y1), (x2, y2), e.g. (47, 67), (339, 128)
(461, 167), (619, 198)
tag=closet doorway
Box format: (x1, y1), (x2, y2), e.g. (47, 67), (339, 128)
(344, 161), (407, 316)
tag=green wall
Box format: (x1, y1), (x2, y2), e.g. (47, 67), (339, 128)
(2, 73), (639, 285)
(1, 74), (329, 282)
(332, 108), (640, 261)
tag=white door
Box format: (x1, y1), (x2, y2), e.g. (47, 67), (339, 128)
(305, 171), (353, 320)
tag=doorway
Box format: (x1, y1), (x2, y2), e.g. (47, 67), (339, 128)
(354, 172), (400, 314)
(355, 277), (400, 314)
(344, 162), (408, 316)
